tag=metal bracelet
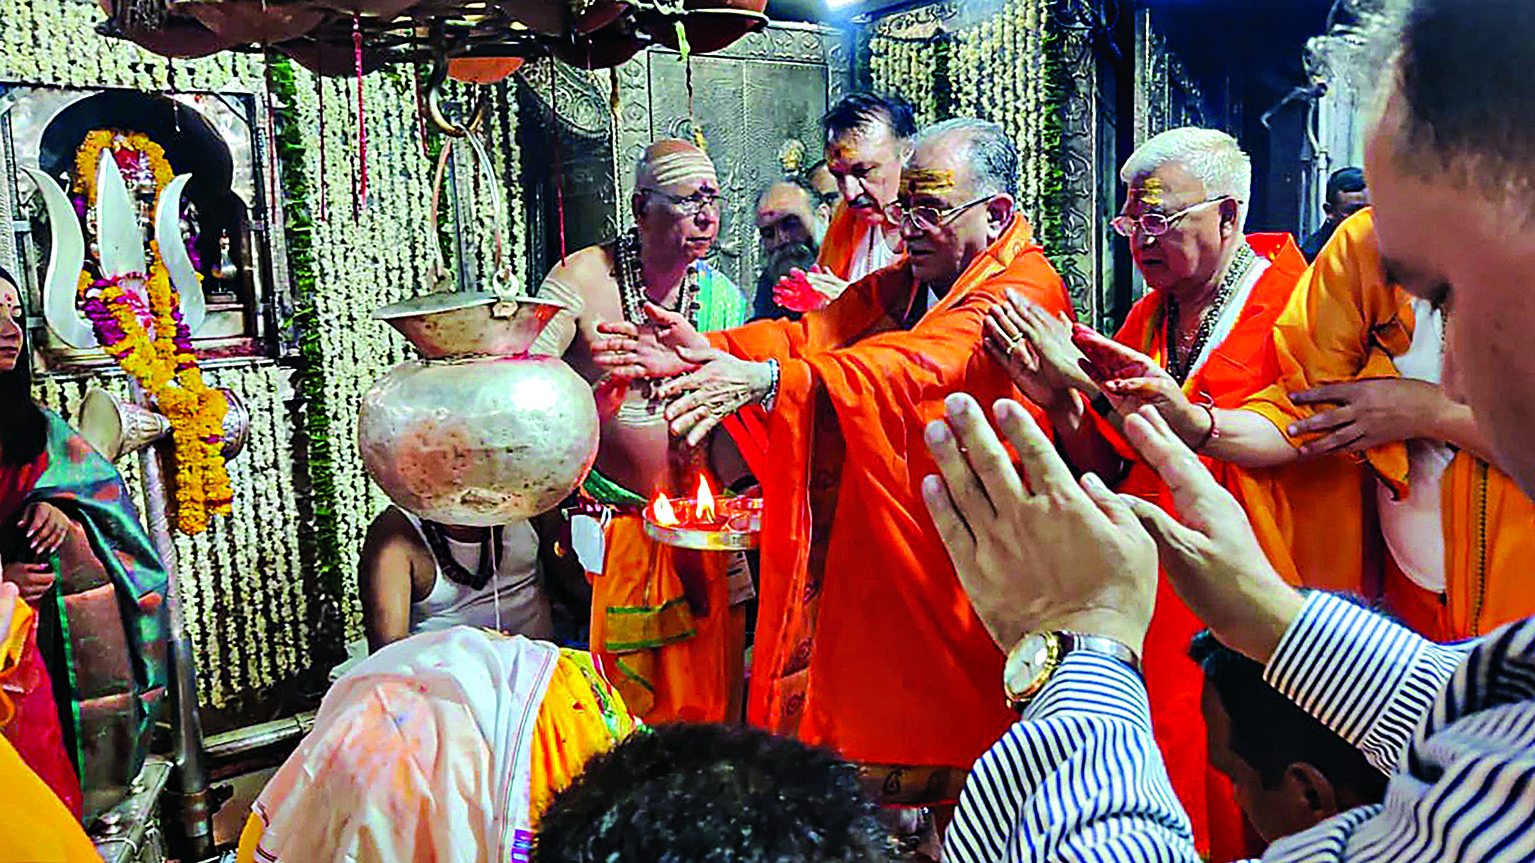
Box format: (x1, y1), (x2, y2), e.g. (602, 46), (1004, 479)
(762, 359), (780, 412)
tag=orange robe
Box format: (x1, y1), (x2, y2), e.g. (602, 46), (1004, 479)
(0, 736), (98, 862)
(814, 204), (869, 281)
(1243, 208), (1535, 639)
(1110, 233), (1362, 860)
(587, 515), (734, 722)
(711, 216), (1071, 803)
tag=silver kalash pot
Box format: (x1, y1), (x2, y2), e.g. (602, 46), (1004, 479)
(356, 126), (598, 526)
(357, 292), (598, 525)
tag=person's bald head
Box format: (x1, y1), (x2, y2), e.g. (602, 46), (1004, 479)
(632, 139), (723, 263)
(1365, 0), (1535, 497)
(634, 139), (719, 195)
(756, 180), (824, 254)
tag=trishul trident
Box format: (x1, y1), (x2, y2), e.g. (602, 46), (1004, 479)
(24, 153), (207, 348)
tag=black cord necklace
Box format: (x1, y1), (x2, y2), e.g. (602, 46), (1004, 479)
(420, 522), (504, 591)
(615, 227), (701, 327)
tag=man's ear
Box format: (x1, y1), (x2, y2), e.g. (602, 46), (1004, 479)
(1219, 197), (1241, 237)
(632, 192), (648, 222)
(1323, 201), (1336, 218)
(987, 194), (1015, 241)
(1285, 763), (1340, 819)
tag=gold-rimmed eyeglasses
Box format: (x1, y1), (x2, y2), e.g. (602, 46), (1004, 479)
(1110, 196), (1233, 238)
(888, 195), (993, 232)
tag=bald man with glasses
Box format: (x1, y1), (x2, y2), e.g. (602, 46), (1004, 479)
(530, 138), (750, 727)
(988, 126), (1371, 862)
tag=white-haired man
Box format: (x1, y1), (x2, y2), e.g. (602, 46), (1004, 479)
(590, 119), (1074, 841)
(531, 138), (748, 726)
(988, 126), (1362, 860)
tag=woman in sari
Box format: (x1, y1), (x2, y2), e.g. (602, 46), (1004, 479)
(0, 266), (169, 819)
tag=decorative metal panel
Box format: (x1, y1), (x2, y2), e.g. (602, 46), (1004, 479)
(1054, 0), (1112, 329)
(611, 22), (839, 293)
(521, 22), (842, 294)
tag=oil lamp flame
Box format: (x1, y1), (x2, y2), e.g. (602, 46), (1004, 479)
(695, 475), (717, 523)
(651, 493), (679, 526)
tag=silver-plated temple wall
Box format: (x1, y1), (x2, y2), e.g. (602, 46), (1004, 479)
(519, 22), (848, 296)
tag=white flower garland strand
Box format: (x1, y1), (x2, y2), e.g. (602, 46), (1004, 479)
(869, 0), (1051, 229)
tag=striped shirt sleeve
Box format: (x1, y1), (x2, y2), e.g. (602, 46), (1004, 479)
(945, 652), (1200, 863)
(1263, 592), (1472, 774)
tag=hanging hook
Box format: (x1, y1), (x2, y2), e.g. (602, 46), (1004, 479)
(425, 53), (490, 138)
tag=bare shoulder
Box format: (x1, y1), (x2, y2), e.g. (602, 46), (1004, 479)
(541, 243), (615, 297)
(361, 506), (426, 564)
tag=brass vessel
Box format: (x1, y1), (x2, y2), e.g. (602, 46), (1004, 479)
(357, 291), (599, 526)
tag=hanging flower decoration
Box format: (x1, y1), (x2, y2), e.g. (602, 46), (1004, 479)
(869, 0), (1066, 276)
(72, 129), (232, 535)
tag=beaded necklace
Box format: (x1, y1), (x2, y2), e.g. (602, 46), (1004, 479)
(420, 521), (505, 591)
(614, 227), (702, 327)
(1164, 243), (1258, 384)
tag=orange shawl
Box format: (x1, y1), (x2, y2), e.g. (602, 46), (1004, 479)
(1244, 209), (1535, 638)
(711, 216), (1071, 781)
(1117, 234), (1370, 594)
(815, 203), (870, 281)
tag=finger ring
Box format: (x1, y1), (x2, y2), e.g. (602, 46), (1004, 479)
(1007, 335), (1024, 353)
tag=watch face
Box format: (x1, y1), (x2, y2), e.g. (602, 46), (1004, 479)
(1005, 633), (1053, 695)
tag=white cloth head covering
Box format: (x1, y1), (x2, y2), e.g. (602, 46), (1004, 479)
(250, 628), (560, 863)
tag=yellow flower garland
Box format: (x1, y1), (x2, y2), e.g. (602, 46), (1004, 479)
(74, 129), (232, 534)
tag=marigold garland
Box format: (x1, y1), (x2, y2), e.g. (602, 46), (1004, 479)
(73, 129), (232, 534)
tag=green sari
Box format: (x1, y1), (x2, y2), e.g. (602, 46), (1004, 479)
(24, 410), (168, 815)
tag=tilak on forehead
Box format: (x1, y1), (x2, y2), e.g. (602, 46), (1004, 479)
(1131, 177), (1165, 208)
(903, 167), (956, 195)
(642, 139), (718, 188)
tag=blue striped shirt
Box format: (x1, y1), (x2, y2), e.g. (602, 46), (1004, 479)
(946, 593), (1535, 863)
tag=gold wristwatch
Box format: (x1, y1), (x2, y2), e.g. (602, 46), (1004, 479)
(1004, 631), (1142, 713)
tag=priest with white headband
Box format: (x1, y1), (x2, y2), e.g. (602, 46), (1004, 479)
(531, 138), (749, 725)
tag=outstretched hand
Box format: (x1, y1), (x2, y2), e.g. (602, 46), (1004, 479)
(983, 290), (1094, 412)
(591, 301), (710, 380)
(1071, 326), (1209, 438)
(1115, 406), (1305, 662)
(920, 392), (1157, 653)
(774, 265), (850, 313)
(655, 347), (776, 447)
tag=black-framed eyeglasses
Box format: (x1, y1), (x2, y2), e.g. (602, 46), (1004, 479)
(1110, 196), (1233, 238)
(888, 195), (993, 232)
(641, 187), (726, 216)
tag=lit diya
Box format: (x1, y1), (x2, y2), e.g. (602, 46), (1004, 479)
(643, 475), (763, 551)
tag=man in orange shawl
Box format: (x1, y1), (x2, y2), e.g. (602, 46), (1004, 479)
(595, 119), (1073, 827)
(1238, 207), (1535, 640)
(994, 127), (1361, 860)
(770, 93), (914, 315)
